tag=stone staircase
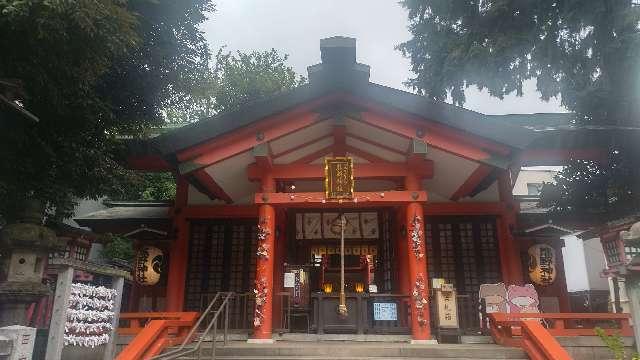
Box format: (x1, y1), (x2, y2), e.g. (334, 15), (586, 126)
(163, 341), (528, 359)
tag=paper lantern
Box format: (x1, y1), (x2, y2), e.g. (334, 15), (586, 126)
(134, 246), (164, 285)
(528, 244), (556, 286)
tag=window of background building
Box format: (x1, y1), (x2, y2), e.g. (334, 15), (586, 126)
(527, 183), (543, 196)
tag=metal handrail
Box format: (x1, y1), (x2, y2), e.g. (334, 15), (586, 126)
(152, 292), (234, 360)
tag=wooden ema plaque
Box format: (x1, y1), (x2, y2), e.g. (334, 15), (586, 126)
(324, 157), (354, 199)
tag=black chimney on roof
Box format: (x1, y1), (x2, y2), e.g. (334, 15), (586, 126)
(307, 36), (370, 87)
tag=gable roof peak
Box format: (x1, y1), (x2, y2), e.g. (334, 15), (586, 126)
(308, 36), (370, 87)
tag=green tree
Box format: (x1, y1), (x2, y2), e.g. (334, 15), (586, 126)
(116, 49), (305, 202)
(398, 0), (640, 219)
(211, 48), (306, 113)
(0, 0), (213, 220)
(165, 48), (306, 124)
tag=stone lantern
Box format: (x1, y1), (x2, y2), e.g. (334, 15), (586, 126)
(0, 199), (66, 327)
(620, 221), (640, 353)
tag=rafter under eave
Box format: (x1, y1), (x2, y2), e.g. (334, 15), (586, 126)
(450, 164), (495, 201)
(189, 169), (233, 204)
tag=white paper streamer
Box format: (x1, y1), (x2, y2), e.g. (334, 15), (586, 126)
(64, 334), (110, 348)
(67, 309), (115, 323)
(68, 295), (114, 310)
(64, 283), (117, 348)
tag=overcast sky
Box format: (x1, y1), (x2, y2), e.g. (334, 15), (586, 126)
(201, 0), (565, 115)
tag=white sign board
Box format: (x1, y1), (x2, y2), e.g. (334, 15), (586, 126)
(373, 302), (397, 321)
(283, 272), (295, 288)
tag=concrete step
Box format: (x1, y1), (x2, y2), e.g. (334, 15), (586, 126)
(168, 341), (528, 359)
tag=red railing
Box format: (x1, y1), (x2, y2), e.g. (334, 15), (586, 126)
(116, 312), (199, 360)
(520, 320), (571, 360)
(488, 313), (633, 360)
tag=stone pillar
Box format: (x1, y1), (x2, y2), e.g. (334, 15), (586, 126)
(103, 276), (124, 360)
(250, 174), (276, 343)
(622, 222), (640, 353)
(45, 265), (73, 360)
(625, 275), (640, 353)
(405, 174), (431, 342)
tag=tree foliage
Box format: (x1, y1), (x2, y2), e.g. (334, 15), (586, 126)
(0, 0), (213, 220)
(399, 0), (640, 219)
(100, 233), (135, 262)
(122, 49), (304, 202)
(107, 172), (177, 201)
(211, 49), (306, 113)
(165, 48), (306, 124)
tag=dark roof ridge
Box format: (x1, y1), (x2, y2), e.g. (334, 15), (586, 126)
(151, 79), (565, 156)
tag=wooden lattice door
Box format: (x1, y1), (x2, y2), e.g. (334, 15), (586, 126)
(184, 220), (257, 312)
(425, 216), (502, 332)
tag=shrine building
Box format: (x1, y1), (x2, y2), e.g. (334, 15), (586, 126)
(118, 37), (608, 342)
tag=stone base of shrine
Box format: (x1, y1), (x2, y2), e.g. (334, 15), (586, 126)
(247, 338), (275, 344)
(409, 339), (438, 345)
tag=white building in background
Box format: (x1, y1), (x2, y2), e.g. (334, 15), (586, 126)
(514, 167), (612, 312)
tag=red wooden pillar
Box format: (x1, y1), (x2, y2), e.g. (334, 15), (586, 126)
(166, 178), (189, 312)
(252, 173), (276, 342)
(497, 171), (524, 285)
(405, 174), (431, 341)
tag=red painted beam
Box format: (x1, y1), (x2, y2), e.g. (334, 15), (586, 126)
(346, 132), (406, 156)
(519, 148), (608, 166)
(346, 95), (513, 156)
(450, 164), (494, 201)
(345, 145), (386, 163)
(191, 169), (233, 204)
(291, 145), (333, 164)
(177, 112), (322, 174)
(358, 111), (507, 167)
(247, 161), (433, 181)
(255, 190), (427, 206)
(272, 134), (333, 159)
(176, 95), (338, 162)
(333, 125), (347, 156)
(255, 155), (272, 170)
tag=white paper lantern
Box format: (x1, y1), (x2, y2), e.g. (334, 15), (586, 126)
(134, 246), (164, 285)
(528, 244), (556, 286)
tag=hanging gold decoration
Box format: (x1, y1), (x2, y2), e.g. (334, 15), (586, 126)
(337, 215), (348, 317)
(324, 157), (354, 199)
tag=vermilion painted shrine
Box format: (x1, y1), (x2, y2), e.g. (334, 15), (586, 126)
(117, 37), (615, 345)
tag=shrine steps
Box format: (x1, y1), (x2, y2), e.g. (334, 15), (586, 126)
(164, 341), (528, 359)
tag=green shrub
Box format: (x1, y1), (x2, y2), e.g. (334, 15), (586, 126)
(595, 327), (639, 360)
(100, 234), (134, 262)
